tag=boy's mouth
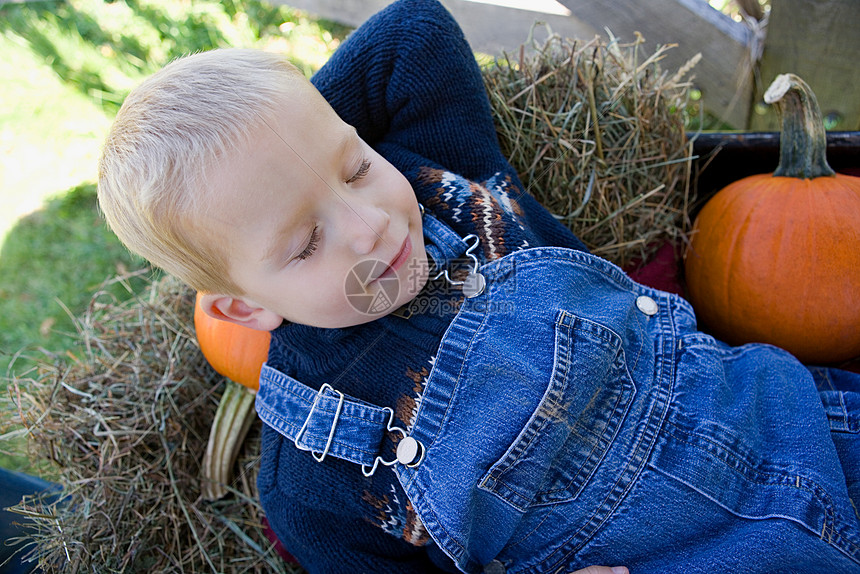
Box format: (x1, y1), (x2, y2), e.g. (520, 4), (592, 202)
(377, 235), (411, 282)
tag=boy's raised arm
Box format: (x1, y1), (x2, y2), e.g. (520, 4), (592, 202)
(311, 0), (508, 182)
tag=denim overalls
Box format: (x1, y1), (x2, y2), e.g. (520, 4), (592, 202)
(257, 212), (860, 573)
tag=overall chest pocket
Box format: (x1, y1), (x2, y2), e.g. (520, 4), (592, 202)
(478, 310), (636, 511)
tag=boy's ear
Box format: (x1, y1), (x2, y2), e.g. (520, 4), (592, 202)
(198, 293), (284, 332)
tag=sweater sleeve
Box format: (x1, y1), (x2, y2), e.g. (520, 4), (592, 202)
(310, 0), (508, 182)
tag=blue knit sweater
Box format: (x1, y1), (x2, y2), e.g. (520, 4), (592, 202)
(256, 2), (587, 572)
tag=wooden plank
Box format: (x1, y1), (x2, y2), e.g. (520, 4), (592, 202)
(751, 0), (860, 131)
(692, 131), (860, 206)
(278, 0), (387, 26)
(276, 0), (598, 55)
(431, 1), (598, 59)
(274, 0), (753, 127)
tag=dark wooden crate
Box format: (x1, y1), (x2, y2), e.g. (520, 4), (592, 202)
(690, 131), (860, 214)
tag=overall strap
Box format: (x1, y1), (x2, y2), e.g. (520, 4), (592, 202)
(256, 365), (423, 476)
(422, 208), (471, 270)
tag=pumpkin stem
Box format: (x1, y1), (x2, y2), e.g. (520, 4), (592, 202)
(764, 73), (835, 179)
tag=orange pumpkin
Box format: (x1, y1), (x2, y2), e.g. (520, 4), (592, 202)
(684, 74), (860, 364)
(193, 293), (271, 390)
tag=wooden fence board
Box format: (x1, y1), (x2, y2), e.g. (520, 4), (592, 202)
(751, 0), (860, 131)
(276, 0), (598, 55)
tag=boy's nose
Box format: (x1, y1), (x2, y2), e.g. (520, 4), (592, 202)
(342, 202), (389, 255)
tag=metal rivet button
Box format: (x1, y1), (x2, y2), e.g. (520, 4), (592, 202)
(636, 295), (658, 316)
(463, 272), (486, 298)
(483, 560), (506, 574)
(396, 436), (424, 467)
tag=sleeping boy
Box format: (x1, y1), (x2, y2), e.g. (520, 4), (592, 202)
(98, 0), (860, 572)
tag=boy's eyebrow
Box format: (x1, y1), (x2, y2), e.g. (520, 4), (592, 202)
(247, 98), (388, 258)
(263, 217), (303, 264)
(236, 88), (376, 232)
(261, 128), (361, 264)
(336, 127), (360, 158)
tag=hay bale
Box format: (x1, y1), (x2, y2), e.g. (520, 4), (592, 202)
(483, 31), (699, 267)
(4, 273), (294, 573)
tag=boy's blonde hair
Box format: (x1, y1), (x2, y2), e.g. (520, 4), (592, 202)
(98, 48), (306, 295)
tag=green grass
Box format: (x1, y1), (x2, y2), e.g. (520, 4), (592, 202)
(0, 183), (151, 370)
(0, 33), (111, 246)
(0, 0), (348, 471)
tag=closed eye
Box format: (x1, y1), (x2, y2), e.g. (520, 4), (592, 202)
(295, 225), (320, 261)
(346, 159), (371, 184)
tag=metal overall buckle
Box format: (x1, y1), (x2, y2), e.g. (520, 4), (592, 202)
(432, 234), (486, 298)
(293, 383), (345, 463)
(361, 407), (426, 477)
(294, 384), (426, 474)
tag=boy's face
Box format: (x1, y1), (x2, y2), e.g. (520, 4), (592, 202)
(200, 79), (428, 329)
